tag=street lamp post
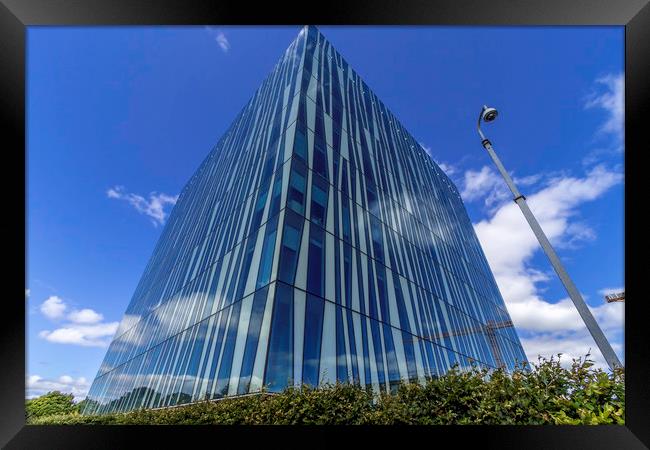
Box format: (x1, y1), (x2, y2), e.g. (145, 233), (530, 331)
(476, 105), (623, 372)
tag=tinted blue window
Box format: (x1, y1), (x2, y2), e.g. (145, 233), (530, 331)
(196, 314), (221, 397)
(206, 307), (231, 399)
(250, 188), (268, 231)
(278, 210), (303, 284)
(313, 147), (328, 178)
(302, 294), (324, 386)
(313, 134), (328, 179)
(256, 215), (279, 288)
(167, 330), (191, 406)
(235, 236), (258, 302)
(180, 320), (208, 402)
(340, 161), (349, 197)
(307, 223), (325, 297)
(366, 262), (378, 321)
(343, 243), (352, 305)
(214, 301), (242, 398)
(392, 274), (411, 333)
(265, 283), (293, 391)
(237, 287), (269, 394)
(269, 171), (283, 217)
(310, 174), (328, 226)
(341, 201), (351, 242)
(370, 215), (384, 263)
(293, 127), (307, 162)
(287, 161), (307, 214)
(260, 146), (277, 183)
(345, 309), (359, 383)
(370, 319), (386, 386)
(336, 306), (348, 382)
(375, 265), (390, 323)
(382, 323), (401, 388)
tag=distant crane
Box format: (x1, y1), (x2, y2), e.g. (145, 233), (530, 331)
(419, 319), (515, 369)
(605, 291), (625, 303)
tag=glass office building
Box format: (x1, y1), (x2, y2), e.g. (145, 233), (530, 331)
(82, 25), (527, 415)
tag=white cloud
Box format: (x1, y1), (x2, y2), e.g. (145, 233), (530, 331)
(27, 374), (91, 401)
(520, 328), (623, 371)
(470, 164), (624, 367)
(25, 288), (30, 298)
(437, 162), (457, 176)
(507, 296), (623, 334)
(40, 296), (66, 320)
(460, 166), (507, 206)
(216, 32), (230, 52)
(514, 174), (543, 187)
(598, 287), (624, 297)
(38, 296), (119, 347)
(460, 166), (547, 211)
(584, 73), (624, 141)
(106, 186), (122, 199)
(419, 143), (434, 158)
(556, 221), (596, 250)
(581, 145), (624, 168)
(460, 166), (490, 198)
(204, 26), (230, 53)
(67, 308), (103, 324)
(418, 143), (457, 176)
(106, 185), (178, 226)
(39, 322), (119, 347)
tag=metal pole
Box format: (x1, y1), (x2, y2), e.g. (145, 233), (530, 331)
(478, 133), (623, 371)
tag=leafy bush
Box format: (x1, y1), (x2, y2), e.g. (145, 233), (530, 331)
(25, 391), (78, 421)
(28, 355), (624, 425)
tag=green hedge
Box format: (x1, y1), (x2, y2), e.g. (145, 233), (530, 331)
(28, 355), (624, 425)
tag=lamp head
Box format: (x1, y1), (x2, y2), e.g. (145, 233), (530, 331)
(481, 105), (498, 123)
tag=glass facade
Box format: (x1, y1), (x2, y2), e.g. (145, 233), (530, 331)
(82, 25), (527, 415)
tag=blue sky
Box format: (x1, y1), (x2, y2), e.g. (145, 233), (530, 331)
(26, 26), (624, 399)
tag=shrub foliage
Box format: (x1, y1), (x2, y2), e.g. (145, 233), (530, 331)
(28, 355), (624, 425)
(25, 391), (77, 421)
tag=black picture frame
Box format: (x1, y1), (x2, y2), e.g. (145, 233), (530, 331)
(2, 0), (647, 448)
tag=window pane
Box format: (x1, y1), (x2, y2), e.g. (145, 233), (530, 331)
(310, 175), (328, 226)
(256, 216), (279, 288)
(265, 283), (293, 392)
(238, 286), (269, 394)
(214, 302), (242, 398)
(288, 161), (307, 215)
(307, 223), (325, 297)
(293, 127), (307, 162)
(278, 210), (304, 284)
(302, 294), (324, 387)
(269, 171), (283, 217)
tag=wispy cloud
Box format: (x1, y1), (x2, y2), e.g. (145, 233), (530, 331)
(579, 73), (624, 178)
(437, 162), (457, 176)
(107, 185), (178, 226)
(460, 166), (507, 207)
(204, 26), (230, 53)
(584, 73), (624, 141)
(598, 286), (625, 297)
(469, 164), (624, 369)
(26, 374), (91, 401)
(461, 166), (543, 209)
(216, 32), (230, 52)
(419, 143), (458, 176)
(38, 296), (118, 347)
